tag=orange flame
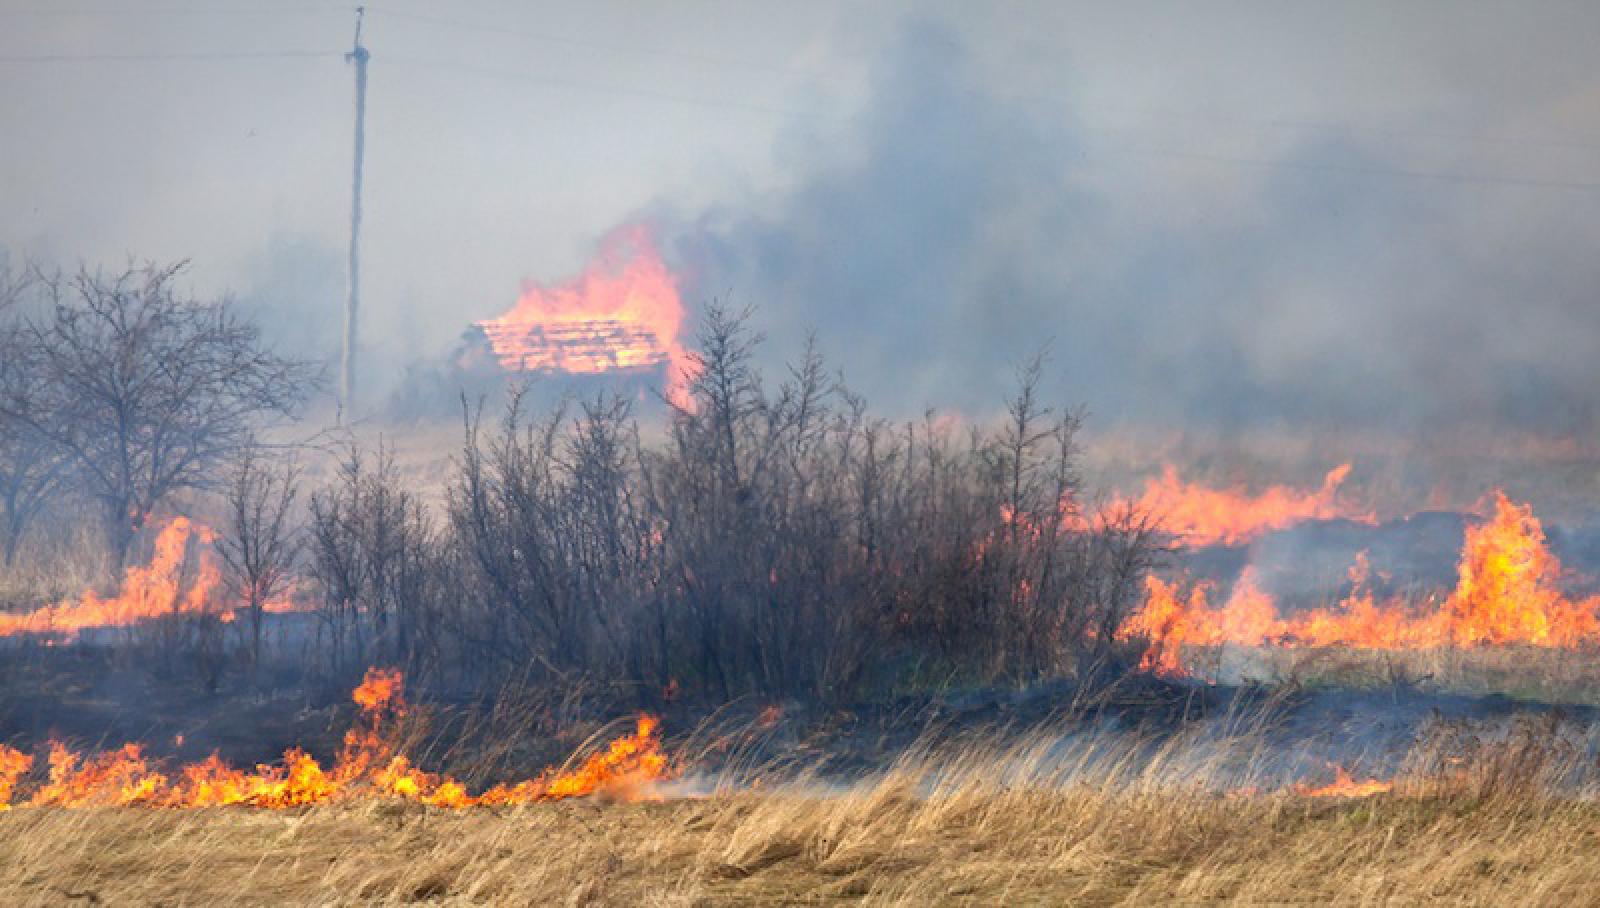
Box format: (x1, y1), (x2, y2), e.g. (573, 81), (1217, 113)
(0, 668), (670, 810)
(0, 516), (304, 641)
(1293, 765), (1393, 798)
(476, 224), (692, 402)
(1119, 492), (1600, 675)
(0, 517), (218, 639)
(1446, 493), (1600, 647)
(1119, 463), (1372, 547)
(0, 745), (30, 810)
(350, 667), (405, 714)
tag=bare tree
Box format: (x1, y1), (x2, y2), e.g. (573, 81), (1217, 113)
(1, 262), (318, 568)
(215, 445), (302, 668)
(0, 266), (70, 565)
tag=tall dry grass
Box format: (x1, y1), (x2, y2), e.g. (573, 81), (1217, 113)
(2, 713), (1598, 905)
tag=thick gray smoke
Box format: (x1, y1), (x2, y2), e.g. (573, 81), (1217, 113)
(667, 21), (1600, 438)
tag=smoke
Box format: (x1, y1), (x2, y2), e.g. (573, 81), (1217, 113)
(234, 233), (344, 366)
(665, 19), (1600, 441)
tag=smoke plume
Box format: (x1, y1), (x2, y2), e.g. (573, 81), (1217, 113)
(666, 20), (1600, 443)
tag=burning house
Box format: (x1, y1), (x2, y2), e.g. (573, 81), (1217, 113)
(452, 225), (690, 404)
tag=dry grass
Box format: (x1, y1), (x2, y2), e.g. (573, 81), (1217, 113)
(2, 778), (1597, 905)
(3, 728), (1599, 907)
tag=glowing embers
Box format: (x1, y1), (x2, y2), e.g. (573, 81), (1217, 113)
(475, 224), (690, 397)
(0, 669), (670, 810)
(1119, 493), (1600, 675)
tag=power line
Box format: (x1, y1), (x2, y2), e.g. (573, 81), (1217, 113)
(0, 3), (343, 16)
(383, 56), (811, 120)
(0, 49), (339, 63)
(6, 2), (1599, 155)
(1113, 146), (1600, 194)
(367, 7), (1600, 155)
(0, 27), (1596, 197)
(381, 55), (1600, 196)
(369, 7), (812, 78)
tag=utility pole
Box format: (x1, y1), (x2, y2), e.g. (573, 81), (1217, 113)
(341, 6), (369, 419)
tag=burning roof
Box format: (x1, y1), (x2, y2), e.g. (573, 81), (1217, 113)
(461, 225), (691, 400)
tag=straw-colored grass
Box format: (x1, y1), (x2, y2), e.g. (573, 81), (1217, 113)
(2, 777), (1597, 905)
(2, 723), (1598, 907)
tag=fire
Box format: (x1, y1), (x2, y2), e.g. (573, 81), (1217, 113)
(0, 668), (670, 810)
(351, 667), (404, 714)
(1447, 493), (1600, 647)
(1119, 492), (1600, 674)
(1293, 765), (1393, 798)
(476, 224), (691, 401)
(0, 745), (30, 810)
(1119, 463), (1372, 547)
(0, 517), (218, 639)
(0, 516), (302, 641)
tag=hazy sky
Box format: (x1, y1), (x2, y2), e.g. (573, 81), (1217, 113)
(3, 1), (1599, 440)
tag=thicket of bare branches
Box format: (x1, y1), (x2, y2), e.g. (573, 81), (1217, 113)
(305, 305), (1161, 704)
(3, 274), (1159, 704)
(215, 447), (302, 668)
(307, 443), (440, 675)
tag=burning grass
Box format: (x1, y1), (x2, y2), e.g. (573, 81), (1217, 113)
(0, 669), (668, 811)
(1, 728), (1598, 906)
(1121, 491), (1600, 677)
(0, 672), (1595, 905)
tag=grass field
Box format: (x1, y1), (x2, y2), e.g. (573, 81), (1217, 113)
(3, 720), (1599, 907)
(3, 775), (1598, 905)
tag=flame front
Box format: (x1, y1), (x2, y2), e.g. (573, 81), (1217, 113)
(1119, 492), (1600, 674)
(0, 669), (669, 810)
(476, 224), (691, 401)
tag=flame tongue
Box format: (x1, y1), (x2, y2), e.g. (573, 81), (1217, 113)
(0, 517), (218, 640)
(1447, 492), (1599, 646)
(1118, 463), (1373, 547)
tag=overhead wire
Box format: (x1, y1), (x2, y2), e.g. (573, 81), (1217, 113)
(0, 5), (1596, 194)
(0, 49), (340, 62)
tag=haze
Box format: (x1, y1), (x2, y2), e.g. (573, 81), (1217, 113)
(3, 0), (1598, 443)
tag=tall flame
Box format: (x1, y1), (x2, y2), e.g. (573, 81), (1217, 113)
(0, 516), (299, 641)
(1119, 492), (1600, 674)
(0, 668), (669, 810)
(477, 225), (691, 401)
